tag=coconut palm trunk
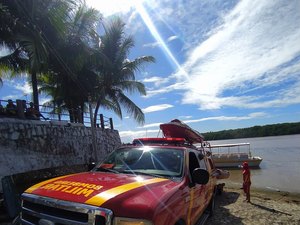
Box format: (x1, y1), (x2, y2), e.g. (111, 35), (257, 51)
(31, 71), (40, 110)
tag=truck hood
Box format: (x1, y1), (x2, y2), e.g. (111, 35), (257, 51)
(25, 172), (180, 210)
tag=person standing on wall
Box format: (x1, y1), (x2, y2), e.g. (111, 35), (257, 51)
(242, 161), (251, 202)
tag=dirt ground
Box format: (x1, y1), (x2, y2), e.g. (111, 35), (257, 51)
(207, 187), (300, 225)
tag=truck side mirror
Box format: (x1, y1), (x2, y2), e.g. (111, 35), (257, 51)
(192, 168), (209, 185)
(198, 153), (204, 160)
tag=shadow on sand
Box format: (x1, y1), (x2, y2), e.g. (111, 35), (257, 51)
(206, 191), (243, 225)
(250, 202), (292, 216)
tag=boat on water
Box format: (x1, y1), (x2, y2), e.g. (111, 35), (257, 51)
(209, 142), (263, 168)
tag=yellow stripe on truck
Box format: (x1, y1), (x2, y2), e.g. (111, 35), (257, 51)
(85, 178), (167, 206)
(25, 174), (74, 193)
(187, 188), (195, 225)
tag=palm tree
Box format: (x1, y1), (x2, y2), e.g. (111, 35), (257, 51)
(90, 18), (155, 126)
(0, 0), (75, 109)
(39, 3), (101, 122)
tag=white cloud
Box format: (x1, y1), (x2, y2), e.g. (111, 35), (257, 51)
(142, 76), (164, 83)
(15, 81), (32, 95)
(183, 112), (267, 124)
(142, 104), (173, 113)
(141, 0), (300, 110)
(142, 76), (169, 87)
(1, 95), (20, 101)
(86, 0), (142, 17)
(119, 129), (159, 141)
(178, 115), (192, 120)
(143, 41), (162, 48)
(138, 122), (162, 129)
(40, 97), (51, 105)
(143, 35), (177, 49)
(167, 35), (178, 42)
(172, 0), (300, 110)
(144, 82), (185, 98)
(0, 46), (10, 57)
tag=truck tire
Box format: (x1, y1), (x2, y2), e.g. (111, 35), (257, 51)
(175, 219), (185, 225)
(207, 189), (216, 217)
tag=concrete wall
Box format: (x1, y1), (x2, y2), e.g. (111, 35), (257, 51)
(0, 118), (122, 191)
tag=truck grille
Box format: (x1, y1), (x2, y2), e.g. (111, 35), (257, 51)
(21, 193), (112, 225)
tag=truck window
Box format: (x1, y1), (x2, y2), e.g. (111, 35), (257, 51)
(189, 152), (200, 173)
(207, 158), (215, 170)
(97, 147), (184, 179)
(199, 158), (207, 169)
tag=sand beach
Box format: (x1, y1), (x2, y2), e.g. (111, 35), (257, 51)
(207, 186), (300, 225)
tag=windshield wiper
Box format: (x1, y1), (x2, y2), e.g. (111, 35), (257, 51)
(120, 170), (164, 178)
(95, 167), (119, 173)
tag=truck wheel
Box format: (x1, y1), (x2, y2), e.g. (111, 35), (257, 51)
(175, 219), (185, 225)
(207, 190), (216, 217)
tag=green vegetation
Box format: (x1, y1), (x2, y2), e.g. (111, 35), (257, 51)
(203, 122), (300, 140)
(0, 0), (154, 124)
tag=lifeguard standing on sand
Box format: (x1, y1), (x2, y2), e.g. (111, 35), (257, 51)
(242, 161), (251, 202)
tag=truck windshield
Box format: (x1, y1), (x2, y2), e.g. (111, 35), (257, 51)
(95, 147), (184, 179)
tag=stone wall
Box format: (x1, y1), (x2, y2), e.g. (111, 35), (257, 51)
(0, 118), (122, 191)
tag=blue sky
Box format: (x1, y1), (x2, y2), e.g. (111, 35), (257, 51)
(1, 0), (300, 143)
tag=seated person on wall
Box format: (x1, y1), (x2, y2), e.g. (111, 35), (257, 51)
(22, 100), (27, 114)
(0, 100), (5, 115)
(6, 99), (17, 116)
(26, 102), (46, 120)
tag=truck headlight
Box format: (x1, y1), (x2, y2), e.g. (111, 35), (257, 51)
(113, 217), (153, 225)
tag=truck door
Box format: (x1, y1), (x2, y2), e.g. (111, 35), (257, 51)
(207, 158), (217, 194)
(187, 151), (207, 225)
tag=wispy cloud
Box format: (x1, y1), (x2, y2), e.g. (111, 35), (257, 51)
(183, 112), (267, 124)
(119, 112), (267, 141)
(144, 82), (185, 98)
(1, 94), (20, 101)
(143, 35), (178, 48)
(176, 0), (300, 110)
(0, 46), (10, 57)
(138, 122), (162, 129)
(145, 0), (300, 110)
(142, 104), (173, 113)
(143, 42), (162, 48)
(15, 82), (32, 95)
(142, 76), (169, 87)
(86, 0), (143, 17)
(119, 129), (159, 141)
(167, 35), (178, 42)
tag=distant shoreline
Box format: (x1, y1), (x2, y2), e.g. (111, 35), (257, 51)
(203, 122), (300, 141)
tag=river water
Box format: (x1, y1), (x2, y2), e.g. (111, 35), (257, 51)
(209, 134), (300, 194)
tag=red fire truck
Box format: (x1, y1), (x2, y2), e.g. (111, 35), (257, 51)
(21, 137), (217, 225)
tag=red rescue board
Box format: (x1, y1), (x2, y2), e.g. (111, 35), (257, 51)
(160, 119), (204, 144)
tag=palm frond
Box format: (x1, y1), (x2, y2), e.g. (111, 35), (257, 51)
(0, 48), (29, 74)
(116, 80), (146, 95)
(117, 92), (145, 125)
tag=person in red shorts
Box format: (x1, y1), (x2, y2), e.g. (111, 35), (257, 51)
(242, 161), (251, 202)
